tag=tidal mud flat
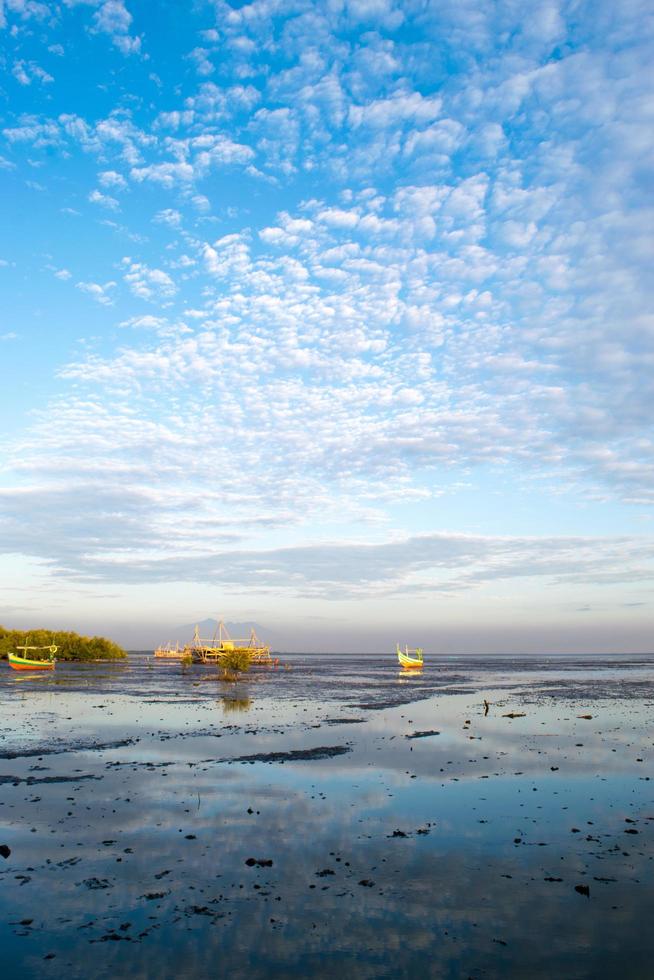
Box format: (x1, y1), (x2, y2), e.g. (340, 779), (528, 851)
(0, 653), (653, 979)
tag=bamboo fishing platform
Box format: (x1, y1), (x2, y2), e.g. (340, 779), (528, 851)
(190, 622), (273, 664)
(155, 621), (276, 665)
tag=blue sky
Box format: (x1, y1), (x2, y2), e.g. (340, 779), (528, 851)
(1, 0), (653, 652)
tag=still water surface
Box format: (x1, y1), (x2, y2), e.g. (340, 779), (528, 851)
(1, 653), (652, 978)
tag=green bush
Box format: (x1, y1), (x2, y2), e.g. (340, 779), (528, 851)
(0, 626), (127, 661)
(220, 648), (252, 675)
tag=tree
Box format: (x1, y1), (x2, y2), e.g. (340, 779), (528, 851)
(220, 648), (252, 680)
(0, 626), (126, 661)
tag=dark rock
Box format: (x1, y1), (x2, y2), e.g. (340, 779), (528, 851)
(574, 885), (590, 897)
(0, 844), (11, 859)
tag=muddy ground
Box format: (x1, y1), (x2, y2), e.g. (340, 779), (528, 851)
(1, 653), (653, 978)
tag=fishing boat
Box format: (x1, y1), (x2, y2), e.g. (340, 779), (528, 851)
(153, 642), (187, 659)
(8, 643), (58, 671)
(397, 643), (424, 670)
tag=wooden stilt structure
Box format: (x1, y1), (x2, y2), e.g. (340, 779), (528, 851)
(189, 621), (274, 665)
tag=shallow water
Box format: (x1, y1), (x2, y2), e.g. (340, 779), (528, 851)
(1, 653), (653, 978)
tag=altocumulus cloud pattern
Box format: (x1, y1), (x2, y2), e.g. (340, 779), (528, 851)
(0, 0), (653, 643)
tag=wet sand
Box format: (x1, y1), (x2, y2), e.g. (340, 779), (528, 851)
(1, 653), (653, 979)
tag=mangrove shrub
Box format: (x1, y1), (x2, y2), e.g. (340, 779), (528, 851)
(220, 648), (252, 677)
(0, 626), (127, 661)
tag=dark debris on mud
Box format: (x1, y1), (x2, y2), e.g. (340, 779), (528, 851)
(221, 745), (352, 764)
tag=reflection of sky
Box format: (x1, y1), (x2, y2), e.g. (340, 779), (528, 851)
(1, 656), (653, 977)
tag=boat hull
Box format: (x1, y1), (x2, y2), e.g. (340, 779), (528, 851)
(8, 653), (55, 671)
(397, 652), (423, 670)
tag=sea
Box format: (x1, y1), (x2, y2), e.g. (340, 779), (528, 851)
(0, 652), (652, 978)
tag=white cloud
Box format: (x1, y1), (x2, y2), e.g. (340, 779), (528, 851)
(12, 60), (54, 85)
(119, 314), (167, 330)
(122, 261), (176, 302)
(112, 33), (141, 55)
(191, 194), (210, 212)
(349, 91), (442, 129)
(153, 208), (182, 227)
(92, 0), (141, 53)
(188, 46), (214, 77)
(88, 188), (120, 210)
(4, 0), (51, 24)
(404, 118), (465, 158)
(316, 208), (360, 229)
(3, 120), (60, 145)
(346, 0), (404, 30)
(76, 280), (116, 305)
(94, 0), (130, 33)
(130, 161), (194, 186)
(98, 169), (127, 189)
(203, 234), (251, 278)
(154, 110), (194, 130)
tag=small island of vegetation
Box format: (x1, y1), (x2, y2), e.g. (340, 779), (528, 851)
(0, 626), (127, 662)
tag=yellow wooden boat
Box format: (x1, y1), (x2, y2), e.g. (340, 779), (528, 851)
(397, 643), (424, 670)
(8, 643), (57, 671)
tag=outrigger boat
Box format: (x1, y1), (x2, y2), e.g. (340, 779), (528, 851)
(8, 643), (58, 671)
(397, 643), (424, 670)
(153, 641), (187, 659)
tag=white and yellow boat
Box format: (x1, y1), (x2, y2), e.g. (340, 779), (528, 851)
(8, 643), (58, 671)
(397, 643), (424, 670)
